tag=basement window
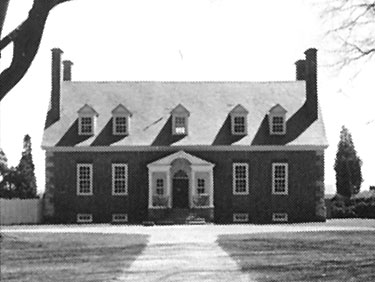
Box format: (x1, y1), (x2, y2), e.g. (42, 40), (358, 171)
(272, 213), (288, 222)
(112, 214), (128, 223)
(77, 213), (93, 223)
(233, 213), (249, 223)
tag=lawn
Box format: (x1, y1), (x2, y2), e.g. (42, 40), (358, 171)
(217, 230), (375, 282)
(0, 232), (149, 282)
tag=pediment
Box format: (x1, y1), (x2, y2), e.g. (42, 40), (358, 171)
(230, 104), (248, 115)
(269, 104), (287, 115)
(112, 104), (132, 116)
(170, 104), (190, 116)
(77, 104), (98, 116)
(148, 151), (214, 167)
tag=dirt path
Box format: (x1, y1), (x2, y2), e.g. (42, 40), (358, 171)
(114, 230), (253, 282)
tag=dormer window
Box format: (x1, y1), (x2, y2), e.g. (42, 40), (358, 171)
(112, 104), (132, 135)
(80, 117), (93, 134)
(268, 104), (287, 135)
(230, 104), (248, 135)
(171, 104), (190, 135)
(77, 104), (98, 135)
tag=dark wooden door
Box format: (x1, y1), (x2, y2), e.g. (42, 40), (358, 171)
(173, 178), (189, 208)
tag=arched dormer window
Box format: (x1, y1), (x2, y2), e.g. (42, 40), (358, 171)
(77, 104), (98, 135)
(171, 104), (190, 135)
(112, 104), (132, 135)
(268, 104), (287, 135)
(230, 104), (248, 135)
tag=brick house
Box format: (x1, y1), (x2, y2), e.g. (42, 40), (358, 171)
(42, 48), (328, 224)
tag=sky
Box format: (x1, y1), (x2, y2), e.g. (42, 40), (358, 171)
(0, 0), (374, 195)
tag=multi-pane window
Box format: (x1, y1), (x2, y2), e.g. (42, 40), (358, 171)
(77, 213), (93, 223)
(272, 213), (288, 222)
(77, 164), (93, 195)
(233, 213), (249, 223)
(112, 164), (128, 195)
(233, 163), (249, 194)
(233, 116), (246, 134)
(156, 178), (164, 195)
(114, 116), (128, 135)
(112, 214), (128, 223)
(174, 116), (186, 134)
(197, 178), (205, 194)
(271, 116), (285, 134)
(272, 163), (288, 195)
(79, 117), (93, 135)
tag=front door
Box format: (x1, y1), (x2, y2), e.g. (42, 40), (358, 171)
(173, 170), (189, 208)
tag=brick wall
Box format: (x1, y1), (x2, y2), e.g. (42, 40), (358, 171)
(47, 149), (325, 224)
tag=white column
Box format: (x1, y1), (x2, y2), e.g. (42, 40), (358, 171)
(209, 166), (214, 208)
(148, 169), (153, 209)
(166, 168), (171, 208)
(190, 168), (196, 208)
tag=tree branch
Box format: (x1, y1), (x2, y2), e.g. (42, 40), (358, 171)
(0, 0), (71, 101)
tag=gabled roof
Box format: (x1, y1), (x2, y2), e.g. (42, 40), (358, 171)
(112, 104), (132, 116)
(171, 104), (190, 116)
(42, 81), (328, 148)
(269, 104), (287, 115)
(230, 104), (249, 115)
(77, 104), (99, 116)
(148, 150), (214, 167)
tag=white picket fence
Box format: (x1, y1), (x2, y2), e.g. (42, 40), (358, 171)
(0, 199), (43, 225)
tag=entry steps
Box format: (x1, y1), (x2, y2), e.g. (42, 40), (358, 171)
(144, 208), (207, 225)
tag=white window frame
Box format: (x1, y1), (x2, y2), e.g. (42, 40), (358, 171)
(113, 115), (129, 135)
(233, 163), (249, 195)
(156, 178), (164, 196)
(197, 178), (206, 195)
(78, 116), (94, 135)
(112, 164), (128, 196)
(77, 213), (93, 223)
(173, 115), (188, 135)
(269, 115), (286, 135)
(112, 214), (128, 223)
(231, 115), (247, 135)
(272, 163), (288, 195)
(77, 164), (93, 196)
(272, 213), (288, 222)
(233, 213), (249, 223)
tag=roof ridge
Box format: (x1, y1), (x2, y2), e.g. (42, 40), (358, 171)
(63, 80), (304, 84)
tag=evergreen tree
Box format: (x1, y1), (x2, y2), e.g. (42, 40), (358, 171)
(0, 148), (19, 198)
(17, 135), (37, 198)
(0, 148), (8, 176)
(334, 126), (363, 198)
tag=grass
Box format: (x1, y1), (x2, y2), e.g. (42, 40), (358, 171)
(217, 230), (375, 282)
(0, 232), (149, 282)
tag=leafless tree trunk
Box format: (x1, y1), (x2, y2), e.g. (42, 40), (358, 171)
(0, 0), (10, 40)
(320, 0), (375, 68)
(0, 0), (71, 101)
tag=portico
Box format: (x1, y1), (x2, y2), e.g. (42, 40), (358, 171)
(147, 151), (215, 219)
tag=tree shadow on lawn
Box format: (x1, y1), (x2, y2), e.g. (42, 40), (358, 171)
(0, 232), (149, 282)
(217, 231), (375, 282)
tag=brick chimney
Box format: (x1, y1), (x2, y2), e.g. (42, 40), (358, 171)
(295, 59), (306, 80)
(62, 60), (73, 81)
(304, 48), (318, 121)
(50, 48), (63, 123)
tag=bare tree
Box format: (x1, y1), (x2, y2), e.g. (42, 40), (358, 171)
(320, 0), (375, 68)
(0, 0), (71, 101)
